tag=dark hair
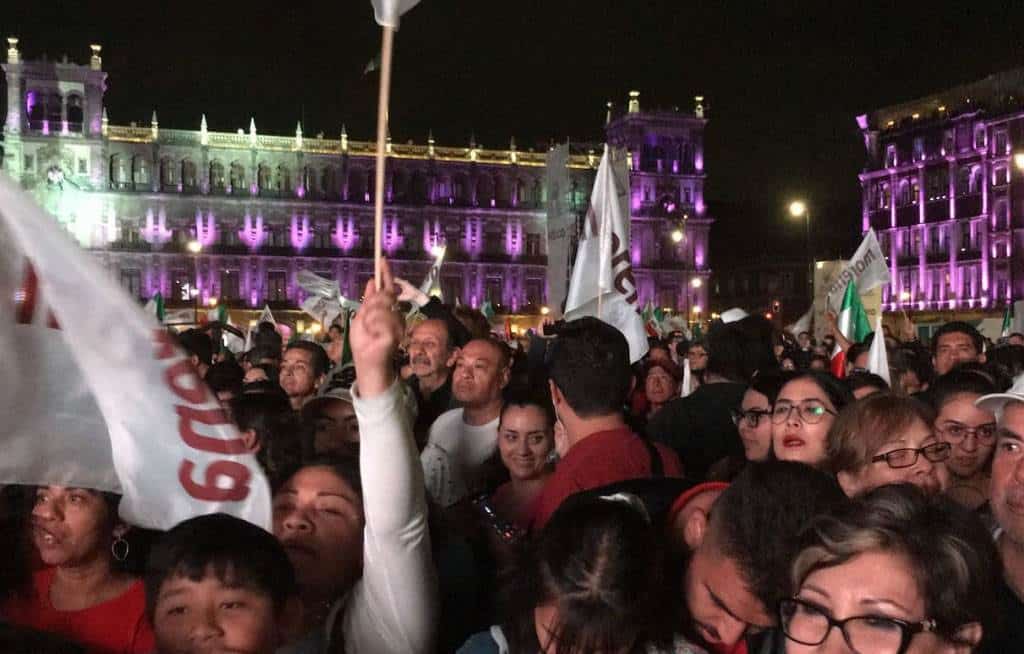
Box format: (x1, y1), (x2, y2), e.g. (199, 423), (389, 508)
(845, 342), (870, 369)
(145, 513), (296, 620)
(780, 371), (854, 414)
(250, 363), (280, 387)
(452, 305), (492, 340)
(747, 370), (794, 405)
(931, 321), (984, 356)
(285, 341), (330, 378)
(503, 495), (675, 654)
(808, 354), (831, 370)
(254, 324), (283, 354)
(928, 368), (998, 412)
(843, 370), (890, 395)
(205, 361), (244, 397)
(704, 315), (777, 383)
(274, 455), (363, 499)
(467, 337), (512, 371)
(792, 484), (999, 645)
(548, 317), (632, 417)
(501, 386), (556, 427)
(246, 344), (281, 366)
(177, 329), (213, 366)
(707, 460), (847, 611)
(985, 345), (1024, 386)
(890, 346), (933, 389)
(230, 392), (300, 481)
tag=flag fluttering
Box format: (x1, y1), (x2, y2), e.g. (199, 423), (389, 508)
(0, 175), (271, 530)
(831, 280), (872, 378)
(825, 229), (890, 312)
(681, 358), (693, 398)
(419, 244), (446, 299)
(144, 291), (165, 323)
(370, 0), (421, 28)
(564, 147), (648, 363)
(867, 315), (891, 385)
(1002, 304), (1013, 339)
(785, 306), (813, 338)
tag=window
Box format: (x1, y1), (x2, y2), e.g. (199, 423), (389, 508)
(929, 227), (940, 254)
(483, 230), (504, 256)
(220, 270), (240, 300)
(442, 276), (462, 303)
(910, 178), (920, 204)
(24, 154), (34, 172)
(942, 130), (954, 156)
(683, 187), (692, 204)
(525, 233), (542, 257)
(525, 279), (543, 305)
(77, 158), (87, 174)
(974, 124), (987, 150)
(913, 137), (924, 162)
(898, 180), (912, 206)
(119, 269), (141, 298)
(960, 221), (972, 250)
(172, 271), (192, 302)
(996, 201), (1010, 230)
(994, 166), (1009, 186)
(926, 168), (948, 200)
(996, 130), (1010, 154)
(313, 228), (331, 249)
(885, 145), (898, 168)
(878, 182), (891, 209)
(266, 272), (287, 301)
(486, 277), (503, 305)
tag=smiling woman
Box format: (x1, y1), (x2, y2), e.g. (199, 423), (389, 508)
(0, 487), (154, 652)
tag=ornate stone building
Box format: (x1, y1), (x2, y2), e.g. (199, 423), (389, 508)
(858, 67), (1024, 318)
(2, 39), (710, 319)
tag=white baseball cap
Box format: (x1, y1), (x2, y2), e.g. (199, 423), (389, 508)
(976, 372), (1024, 418)
(720, 308), (749, 324)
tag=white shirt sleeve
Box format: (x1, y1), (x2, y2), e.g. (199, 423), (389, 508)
(343, 380), (438, 654)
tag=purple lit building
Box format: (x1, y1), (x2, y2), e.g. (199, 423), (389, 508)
(857, 68), (1024, 318)
(2, 39), (710, 318)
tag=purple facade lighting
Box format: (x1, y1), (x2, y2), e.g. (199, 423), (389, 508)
(141, 208), (173, 244)
(290, 215), (312, 251)
(195, 210), (217, 247)
(239, 213), (266, 250)
(333, 216), (357, 252)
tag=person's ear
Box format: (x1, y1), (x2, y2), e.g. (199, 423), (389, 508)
(549, 379), (563, 408)
(950, 622), (983, 650)
(240, 428), (261, 454)
(684, 508), (709, 550)
(446, 347), (460, 368)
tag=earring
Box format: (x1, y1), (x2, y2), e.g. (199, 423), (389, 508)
(111, 536), (130, 562)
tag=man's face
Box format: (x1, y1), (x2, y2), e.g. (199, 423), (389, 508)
(1010, 334), (1024, 346)
(687, 345), (709, 372)
(797, 333), (811, 349)
(685, 541), (774, 651)
(310, 399), (360, 454)
(991, 402), (1024, 547)
(280, 349), (319, 400)
(933, 331), (980, 375)
(408, 320), (452, 379)
(452, 340), (508, 407)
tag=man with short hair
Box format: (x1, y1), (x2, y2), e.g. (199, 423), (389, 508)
(530, 318), (682, 529)
(421, 337), (510, 507)
(177, 328), (213, 378)
(976, 378), (1024, 652)
(678, 461), (847, 653)
(1009, 332), (1024, 347)
(932, 320), (984, 376)
(280, 341), (329, 410)
(407, 318), (459, 446)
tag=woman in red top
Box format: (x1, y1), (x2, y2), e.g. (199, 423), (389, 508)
(1, 486), (154, 654)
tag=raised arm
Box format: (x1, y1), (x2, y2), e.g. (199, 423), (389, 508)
(343, 259), (437, 654)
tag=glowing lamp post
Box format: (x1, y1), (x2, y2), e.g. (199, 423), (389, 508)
(789, 200), (813, 311)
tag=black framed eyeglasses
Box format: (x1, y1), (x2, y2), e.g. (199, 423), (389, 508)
(779, 598), (937, 654)
(731, 408), (772, 428)
(937, 421), (997, 443)
(871, 442), (951, 469)
(771, 401), (837, 425)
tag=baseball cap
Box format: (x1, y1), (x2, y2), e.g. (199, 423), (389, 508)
(976, 373), (1024, 417)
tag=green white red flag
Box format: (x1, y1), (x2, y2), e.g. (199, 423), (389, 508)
(831, 280), (871, 378)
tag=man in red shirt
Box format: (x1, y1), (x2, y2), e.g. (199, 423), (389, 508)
(531, 317), (682, 530)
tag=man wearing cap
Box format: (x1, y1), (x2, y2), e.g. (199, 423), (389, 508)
(303, 385), (360, 456)
(977, 380), (1024, 652)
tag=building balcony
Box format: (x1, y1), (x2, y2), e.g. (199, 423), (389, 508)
(926, 251), (949, 265)
(925, 200), (950, 223)
(895, 206), (918, 227)
(868, 209), (890, 231)
(955, 195), (982, 219)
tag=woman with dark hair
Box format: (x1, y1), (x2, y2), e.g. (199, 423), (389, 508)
(733, 371), (791, 462)
(771, 371), (853, 469)
(458, 494), (704, 653)
(230, 391), (302, 483)
(270, 259), (436, 653)
(0, 487), (154, 652)
(490, 391), (556, 529)
(780, 484), (998, 653)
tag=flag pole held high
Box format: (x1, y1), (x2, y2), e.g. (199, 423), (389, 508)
(369, 0), (421, 287)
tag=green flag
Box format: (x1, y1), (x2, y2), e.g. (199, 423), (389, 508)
(1002, 304), (1013, 338)
(145, 292), (164, 322)
(481, 300), (495, 319)
(340, 309), (353, 367)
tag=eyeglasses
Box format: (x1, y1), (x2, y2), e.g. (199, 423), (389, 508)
(731, 408), (772, 428)
(779, 598), (936, 654)
(937, 421), (997, 443)
(871, 442), (951, 469)
(771, 401), (837, 425)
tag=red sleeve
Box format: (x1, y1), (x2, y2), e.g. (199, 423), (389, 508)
(656, 443), (684, 477)
(527, 471), (579, 532)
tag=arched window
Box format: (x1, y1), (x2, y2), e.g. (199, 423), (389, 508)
(131, 155), (148, 187)
(410, 170), (428, 204)
(494, 175), (509, 208)
(516, 178), (529, 206)
(45, 93), (62, 131)
(476, 174), (494, 207)
(181, 160), (198, 191)
(230, 162), (246, 192)
(26, 91), (44, 130)
(276, 165), (292, 194)
(897, 180), (911, 206)
(969, 166), (983, 194)
(109, 154), (127, 188)
(348, 168), (366, 202)
(453, 173), (469, 206)
(391, 168), (408, 203)
(321, 166), (337, 199)
(66, 95), (84, 133)
(258, 164), (272, 194)
(160, 158), (176, 189)
(210, 161), (226, 193)
(302, 166), (316, 197)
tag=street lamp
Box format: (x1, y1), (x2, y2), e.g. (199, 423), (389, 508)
(690, 277), (702, 289)
(671, 228), (684, 243)
(1014, 152), (1024, 172)
(788, 199), (813, 312)
(186, 240), (202, 254)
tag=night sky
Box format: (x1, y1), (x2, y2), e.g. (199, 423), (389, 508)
(6, 1), (1024, 268)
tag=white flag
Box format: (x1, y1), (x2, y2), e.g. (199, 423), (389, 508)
(785, 306), (813, 338)
(0, 175), (271, 531)
(257, 304), (276, 326)
(867, 315), (891, 385)
(545, 144), (572, 318)
(565, 147), (649, 363)
(681, 358), (693, 398)
(370, 0), (421, 28)
(419, 244), (446, 299)
(826, 229), (890, 311)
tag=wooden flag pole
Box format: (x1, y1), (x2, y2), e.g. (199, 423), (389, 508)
(372, 25), (395, 289)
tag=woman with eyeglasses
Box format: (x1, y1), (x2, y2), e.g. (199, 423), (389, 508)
(927, 369), (998, 509)
(779, 484), (998, 653)
(771, 372), (853, 469)
(827, 393), (949, 497)
(732, 371), (792, 462)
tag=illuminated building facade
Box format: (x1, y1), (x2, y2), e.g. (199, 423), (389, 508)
(858, 68), (1024, 315)
(2, 39), (710, 317)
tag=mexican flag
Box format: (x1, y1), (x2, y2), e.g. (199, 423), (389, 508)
(144, 292), (165, 323)
(1002, 304), (1013, 338)
(832, 280), (871, 378)
(480, 300), (495, 320)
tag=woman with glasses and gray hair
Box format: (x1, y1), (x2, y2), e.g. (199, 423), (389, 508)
(779, 483), (998, 653)
(826, 393), (950, 497)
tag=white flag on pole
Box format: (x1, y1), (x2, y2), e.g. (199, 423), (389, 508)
(545, 143), (572, 318)
(419, 244), (446, 299)
(785, 306), (813, 338)
(565, 146), (649, 363)
(0, 175), (271, 531)
(826, 229), (890, 311)
(370, 0), (421, 28)
(867, 315), (891, 385)
(257, 304), (276, 326)
(681, 358), (693, 397)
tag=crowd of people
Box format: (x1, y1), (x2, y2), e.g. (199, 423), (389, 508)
(3, 263), (1024, 654)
